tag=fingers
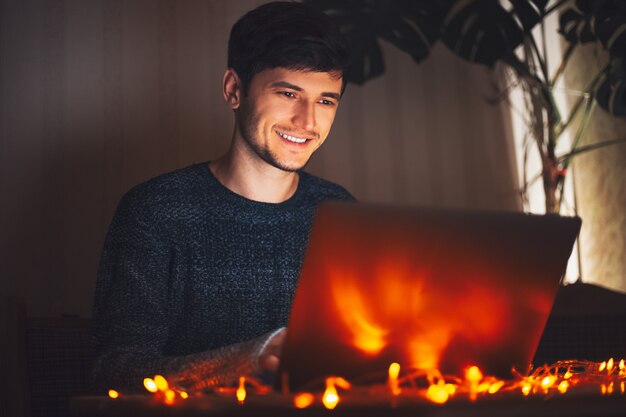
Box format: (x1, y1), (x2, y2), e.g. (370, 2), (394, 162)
(258, 328), (287, 372)
(269, 328), (287, 347)
(260, 354), (280, 372)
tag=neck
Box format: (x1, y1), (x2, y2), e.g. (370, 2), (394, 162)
(209, 147), (299, 204)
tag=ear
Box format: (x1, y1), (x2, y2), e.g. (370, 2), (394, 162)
(223, 68), (242, 109)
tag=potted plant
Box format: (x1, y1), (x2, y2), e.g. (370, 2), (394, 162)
(305, 0), (626, 214)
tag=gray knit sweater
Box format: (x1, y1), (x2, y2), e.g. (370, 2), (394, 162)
(92, 163), (354, 391)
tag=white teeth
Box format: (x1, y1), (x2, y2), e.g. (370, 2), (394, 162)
(277, 131), (307, 143)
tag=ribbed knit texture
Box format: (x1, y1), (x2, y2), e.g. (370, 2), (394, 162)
(92, 163), (354, 391)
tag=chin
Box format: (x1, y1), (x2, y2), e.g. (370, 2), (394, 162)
(270, 157), (310, 172)
(262, 152), (309, 172)
(255, 143), (312, 172)
(273, 161), (306, 173)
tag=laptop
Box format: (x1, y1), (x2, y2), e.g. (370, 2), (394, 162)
(278, 202), (581, 390)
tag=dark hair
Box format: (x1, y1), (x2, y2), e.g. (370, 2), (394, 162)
(227, 1), (349, 95)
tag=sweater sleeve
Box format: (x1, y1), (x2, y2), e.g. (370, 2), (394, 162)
(92, 189), (272, 392)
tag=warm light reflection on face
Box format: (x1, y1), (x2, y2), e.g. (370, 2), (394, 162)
(235, 68), (342, 172)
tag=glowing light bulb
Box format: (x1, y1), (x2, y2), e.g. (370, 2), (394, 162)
(564, 369), (572, 379)
(388, 362), (400, 378)
(323, 379), (339, 410)
(465, 366), (483, 383)
(108, 389), (119, 399)
(179, 391), (188, 399)
(293, 392), (315, 409)
(558, 380), (569, 394)
(154, 375), (169, 392)
(465, 366), (482, 402)
(488, 381), (504, 394)
(164, 389), (176, 405)
(333, 376), (351, 390)
(143, 378), (158, 393)
(607, 358), (614, 372)
(599, 361), (607, 372)
(521, 383), (532, 396)
(426, 384), (449, 404)
(236, 377), (246, 404)
(541, 375), (556, 389)
(478, 382), (491, 393)
(388, 362), (401, 395)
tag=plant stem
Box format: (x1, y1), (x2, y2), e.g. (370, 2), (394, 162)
(541, 18), (549, 85)
(528, 32), (550, 84)
(563, 98), (597, 170)
(544, 0), (569, 18)
(551, 43), (575, 86)
(554, 63), (609, 138)
(556, 172), (566, 212)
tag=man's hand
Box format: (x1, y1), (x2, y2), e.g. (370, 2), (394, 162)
(258, 328), (287, 373)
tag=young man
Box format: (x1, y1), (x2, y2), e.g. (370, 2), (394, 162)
(92, 2), (354, 391)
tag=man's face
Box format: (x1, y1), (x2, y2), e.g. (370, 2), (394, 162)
(235, 67), (343, 172)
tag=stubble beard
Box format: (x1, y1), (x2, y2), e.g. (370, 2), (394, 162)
(239, 104), (309, 173)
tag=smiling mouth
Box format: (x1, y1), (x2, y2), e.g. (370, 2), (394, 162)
(276, 130), (309, 144)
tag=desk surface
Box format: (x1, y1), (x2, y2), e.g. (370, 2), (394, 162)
(71, 391), (626, 417)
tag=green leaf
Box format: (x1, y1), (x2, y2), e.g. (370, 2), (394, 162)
(441, 0), (548, 67)
(592, 0), (626, 58)
(304, 0), (451, 85)
(595, 57), (626, 116)
(560, 1), (626, 57)
(558, 1), (596, 44)
(559, 137), (626, 162)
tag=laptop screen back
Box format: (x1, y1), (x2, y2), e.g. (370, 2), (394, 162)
(279, 203), (581, 390)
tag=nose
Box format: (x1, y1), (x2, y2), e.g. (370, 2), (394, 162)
(292, 100), (316, 131)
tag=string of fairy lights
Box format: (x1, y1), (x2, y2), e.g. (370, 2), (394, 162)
(105, 358), (626, 409)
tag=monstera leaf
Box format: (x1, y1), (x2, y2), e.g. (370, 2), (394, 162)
(560, 0), (626, 54)
(560, 0), (626, 116)
(591, 0), (626, 58)
(558, 0), (596, 44)
(595, 57), (626, 116)
(592, 2), (626, 116)
(440, 0), (548, 67)
(304, 0), (451, 85)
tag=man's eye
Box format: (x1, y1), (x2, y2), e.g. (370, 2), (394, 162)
(279, 91), (296, 98)
(319, 99), (335, 106)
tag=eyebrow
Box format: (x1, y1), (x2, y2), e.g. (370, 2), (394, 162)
(270, 81), (341, 101)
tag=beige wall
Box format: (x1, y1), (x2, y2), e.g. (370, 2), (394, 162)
(565, 45), (626, 294)
(0, 0), (520, 321)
